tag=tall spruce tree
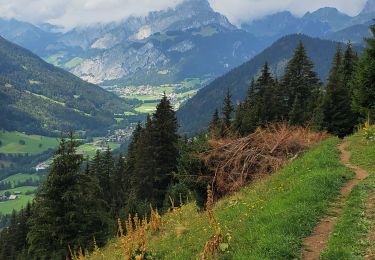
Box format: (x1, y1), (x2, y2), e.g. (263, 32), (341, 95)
(100, 147), (115, 205)
(110, 154), (128, 218)
(208, 108), (220, 138)
(130, 95), (179, 212)
(281, 42), (321, 125)
(129, 116), (155, 215)
(322, 45), (355, 137)
(27, 134), (110, 259)
(352, 23), (375, 121)
(234, 78), (258, 135)
(220, 89), (234, 137)
(234, 64), (278, 135)
(343, 42), (358, 89)
(151, 93), (179, 208)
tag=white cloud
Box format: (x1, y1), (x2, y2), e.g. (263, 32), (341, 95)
(0, 0), (368, 29)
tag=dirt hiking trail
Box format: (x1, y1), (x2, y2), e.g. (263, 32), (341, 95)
(302, 142), (369, 260)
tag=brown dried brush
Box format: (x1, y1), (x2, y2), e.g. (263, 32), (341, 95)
(117, 214), (148, 260)
(200, 123), (329, 195)
(200, 185), (224, 260)
(92, 237), (103, 257)
(149, 205), (162, 233)
(68, 245), (86, 260)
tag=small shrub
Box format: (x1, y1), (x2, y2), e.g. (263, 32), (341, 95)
(363, 117), (375, 143)
(18, 140), (26, 145)
(200, 185), (232, 260)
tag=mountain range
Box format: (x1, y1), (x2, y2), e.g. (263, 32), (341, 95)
(0, 0), (373, 87)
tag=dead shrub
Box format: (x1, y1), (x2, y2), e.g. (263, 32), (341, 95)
(200, 123), (329, 196)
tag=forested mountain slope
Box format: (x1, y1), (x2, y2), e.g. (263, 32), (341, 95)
(177, 34), (362, 134)
(0, 36), (133, 135)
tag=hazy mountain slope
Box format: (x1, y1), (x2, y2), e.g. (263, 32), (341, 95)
(0, 18), (58, 55)
(72, 25), (263, 85)
(325, 22), (372, 45)
(177, 34), (362, 134)
(0, 36), (133, 135)
(302, 7), (352, 31)
(241, 11), (330, 39)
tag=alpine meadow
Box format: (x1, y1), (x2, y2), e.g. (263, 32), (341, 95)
(1, 0), (375, 259)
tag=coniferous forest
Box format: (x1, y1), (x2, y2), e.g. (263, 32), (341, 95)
(1, 15), (375, 260)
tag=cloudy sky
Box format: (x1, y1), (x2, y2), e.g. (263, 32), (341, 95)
(0, 0), (368, 29)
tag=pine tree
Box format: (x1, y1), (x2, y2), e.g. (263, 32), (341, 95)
(100, 146), (115, 205)
(281, 42), (321, 125)
(343, 42), (358, 89)
(352, 24), (375, 121)
(27, 133), (110, 259)
(234, 64), (278, 135)
(322, 45), (354, 137)
(129, 116), (155, 215)
(234, 78), (258, 135)
(151, 93), (179, 208)
(110, 154), (129, 218)
(208, 109), (220, 138)
(220, 89), (234, 137)
(130, 95), (179, 212)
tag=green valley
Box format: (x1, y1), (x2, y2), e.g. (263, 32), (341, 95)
(0, 130), (59, 155)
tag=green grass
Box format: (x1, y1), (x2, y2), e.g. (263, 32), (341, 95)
(0, 186), (38, 214)
(0, 194), (35, 215)
(92, 138), (354, 259)
(77, 142), (120, 158)
(321, 133), (375, 259)
(135, 102), (159, 113)
(0, 131), (59, 155)
(64, 57), (83, 69)
(28, 80), (42, 85)
(2, 173), (40, 186)
(192, 26), (218, 37)
(45, 52), (67, 66)
(122, 95), (159, 102)
(27, 91), (66, 106)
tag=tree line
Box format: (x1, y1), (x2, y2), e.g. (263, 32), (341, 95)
(210, 25), (375, 139)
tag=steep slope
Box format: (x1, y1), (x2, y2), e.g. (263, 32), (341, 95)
(325, 21), (372, 45)
(0, 36), (133, 135)
(89, 138), (354, 259)
(0, 18), (58, 56)
(241, 11), (330, 39)
(72, 25), (263, 85)
(303, 7), (352, 31)
(177, 34), (362, 134)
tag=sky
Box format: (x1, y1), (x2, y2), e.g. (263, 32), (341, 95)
(0, 0), (368, 29)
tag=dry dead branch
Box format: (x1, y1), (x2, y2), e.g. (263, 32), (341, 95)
(199, 123), (329, 196)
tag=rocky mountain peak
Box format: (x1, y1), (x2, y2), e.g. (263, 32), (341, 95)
(361, 0), (375, 14)
(178, 0), (212, 9)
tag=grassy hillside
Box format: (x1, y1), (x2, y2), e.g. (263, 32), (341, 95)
(89, 137), (355, 259)
(0, 36), (135, 135)
(0, 130), (58, 155)
(0, 186), (37, 215)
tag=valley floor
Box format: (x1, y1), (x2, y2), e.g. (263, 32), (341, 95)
(89, 133), (375, 259)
